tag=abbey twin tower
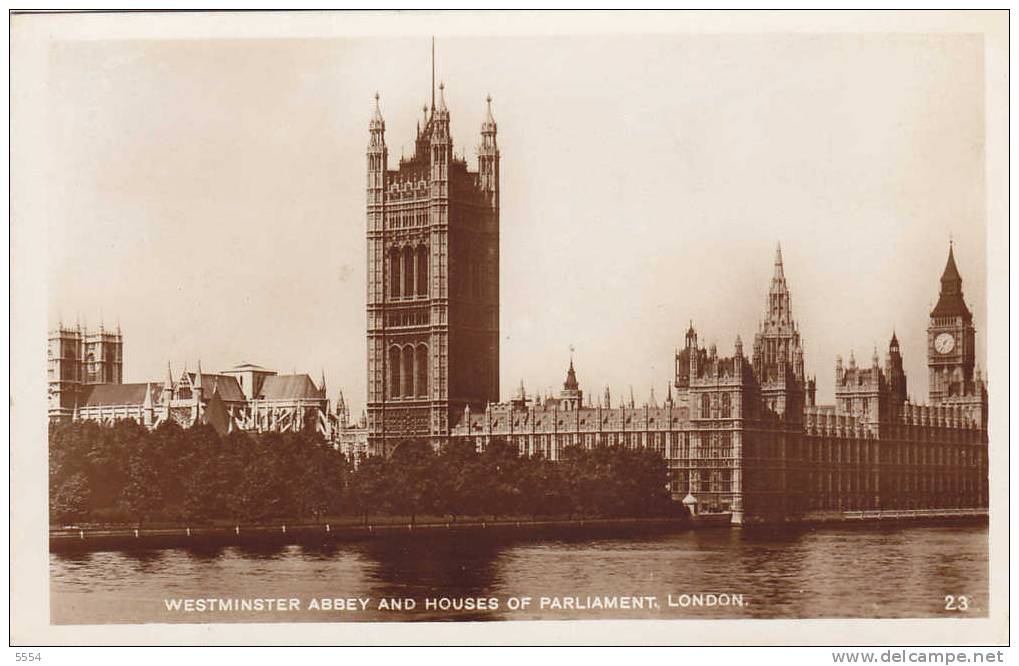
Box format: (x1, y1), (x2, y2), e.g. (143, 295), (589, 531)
(365, 77), (987, 524)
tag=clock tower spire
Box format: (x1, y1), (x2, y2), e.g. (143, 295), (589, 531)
(927, 242), (976, 403)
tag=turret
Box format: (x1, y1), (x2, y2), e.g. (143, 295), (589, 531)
(336, 391), (349, 428)
(886, 331), (908, 405)
(559, 357), (583, 410)
(142, 382), (154, 427)
(479, 95), (500, 203)
(367, 92), (387, 210)
(193, 360), (204, 400)
(162, 362), (174, 403)
(563, 358), (579, 391)
(428, 82), (452, 202)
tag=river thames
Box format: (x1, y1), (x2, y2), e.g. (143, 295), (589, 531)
(50, 522), (987, 623)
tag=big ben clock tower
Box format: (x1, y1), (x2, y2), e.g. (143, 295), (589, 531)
(927, 243), (976, 403)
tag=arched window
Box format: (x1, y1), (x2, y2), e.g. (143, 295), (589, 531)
(721, 393), (731, 418)
(389, 248), (401, 298)
(403, 247), (415, 297)
(402, 346), (415, 397)
(416, 245), (429, 296)
(416, 345), (429, 397)
(388, 346), (401, 399)
(701, 393), (711, 419)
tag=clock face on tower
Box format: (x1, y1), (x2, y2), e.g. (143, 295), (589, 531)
(934, 332), (956, 355)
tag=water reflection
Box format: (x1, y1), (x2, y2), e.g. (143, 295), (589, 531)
(51, 523), (988, 624)
(180, 545), (228, 562)
(119, 549), (168, 574)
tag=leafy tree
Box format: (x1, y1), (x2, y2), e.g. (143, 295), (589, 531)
(51, 472), (91, 524)
(478, 437), (523, 518)
(346, 455), (390, 524)
(389, 439), (438, 524)
(119, 442), (164, 526)
(435, 439), (484, 521)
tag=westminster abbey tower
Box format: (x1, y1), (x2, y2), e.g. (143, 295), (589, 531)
(366, 74), (500, 451)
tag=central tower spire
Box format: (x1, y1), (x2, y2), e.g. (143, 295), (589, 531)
(752, 242), (807, 416)
(431, 36), (436, 111)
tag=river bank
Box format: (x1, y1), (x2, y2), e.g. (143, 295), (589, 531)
(49, 516), (691, 552)
(50, 507), (989, 553)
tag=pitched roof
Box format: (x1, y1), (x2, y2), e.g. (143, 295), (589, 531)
(202, 390), (233, 436)
(257, 374), (323, 401)
(931, 291), (972, 319)
(226, 362), (272, 372)
(187, 373), (246, 402)
(931, 246), (972, 319)
(940, 246), (962, 284)
(81, 383), (159, 407)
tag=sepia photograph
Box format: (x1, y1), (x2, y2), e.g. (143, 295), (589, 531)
(9, 9), (1009, 648)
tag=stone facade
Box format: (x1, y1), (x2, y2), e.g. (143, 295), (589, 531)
(47, 322), (124, 421)
(62, 359), (341, 441)
(450, 245), (988, 524)
(366, 83), (500, 452)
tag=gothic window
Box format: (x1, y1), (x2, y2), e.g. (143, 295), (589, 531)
(403, 247), (415, 297)
(701, 393), (711, 419)
(402, 346), (415, 397)
(416, 245), (429, 296)
(388, 346), (401, 398)
(389, 248), (401, 298)
(720, 431), (732, 457)
(721, 393), (731, 418)
(415, 344), (429, 397)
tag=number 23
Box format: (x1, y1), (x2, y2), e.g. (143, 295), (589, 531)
(945, 595), (969, 611)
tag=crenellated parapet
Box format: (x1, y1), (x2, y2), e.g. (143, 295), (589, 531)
(896, 401), (984, 433)
(804, 404), (874, 438)
(450, 399), (691, 447)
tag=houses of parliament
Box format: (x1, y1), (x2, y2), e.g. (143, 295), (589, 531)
(47, 64), (988, 525)
(368, 78), (988, 524)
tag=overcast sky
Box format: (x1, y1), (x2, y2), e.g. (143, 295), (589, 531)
(46, 32), (986, 413)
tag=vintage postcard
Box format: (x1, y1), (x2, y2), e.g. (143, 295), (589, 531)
(9, 10), (1009, 647)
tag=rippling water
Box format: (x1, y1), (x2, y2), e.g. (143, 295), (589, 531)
(50, 523), (987, 623)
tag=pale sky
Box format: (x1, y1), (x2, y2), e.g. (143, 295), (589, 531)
(46, 32), (986, 414)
